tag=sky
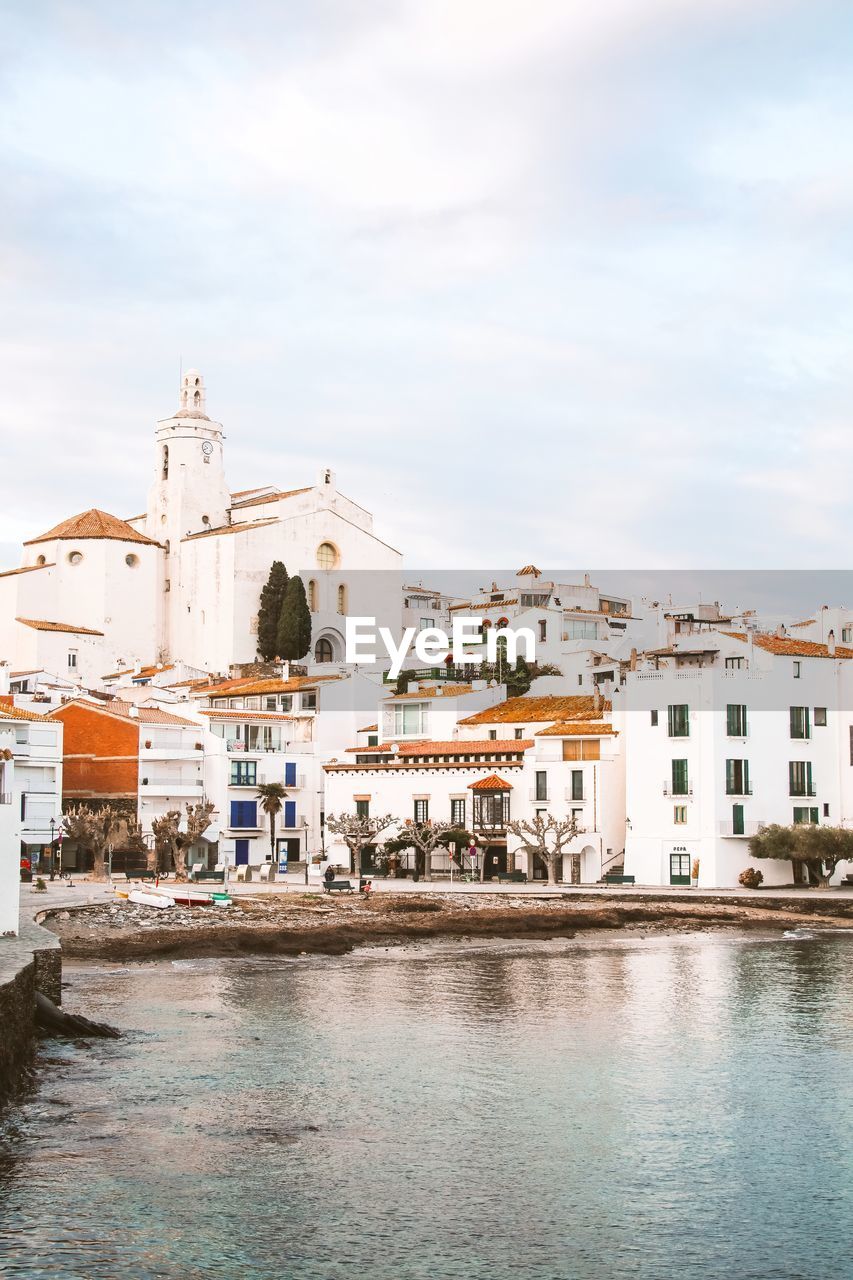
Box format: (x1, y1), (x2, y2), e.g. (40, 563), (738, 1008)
(2, 0), (853, 574)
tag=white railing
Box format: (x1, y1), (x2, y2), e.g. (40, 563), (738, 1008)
(662, 782), (693, 797)
(564, 788), (586, 802)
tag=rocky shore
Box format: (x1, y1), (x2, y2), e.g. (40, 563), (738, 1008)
(41, 890), (853, 962)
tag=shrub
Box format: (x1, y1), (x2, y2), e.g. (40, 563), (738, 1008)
(738, 867), (764, 889)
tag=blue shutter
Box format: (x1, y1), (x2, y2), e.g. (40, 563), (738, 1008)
(284, 800), (296, 829)
(284, 762), (296, 787)
(230, 800), (240, 827)
(235, 839), (250, 866)
(245, 801), (257, 828)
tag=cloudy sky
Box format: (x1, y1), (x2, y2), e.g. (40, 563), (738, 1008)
(2, 0), (853, 573)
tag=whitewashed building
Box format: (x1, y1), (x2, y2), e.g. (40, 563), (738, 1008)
(0, 701), (64, 930)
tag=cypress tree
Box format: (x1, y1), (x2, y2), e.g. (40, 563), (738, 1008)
(257, 561), (289, 660)
(277, 575), (313, 660)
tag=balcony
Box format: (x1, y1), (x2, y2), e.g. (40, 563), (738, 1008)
(725, 786), (753, 797)
(719, 820), (765, 837)
(663, 782), (693, 798)
(528, 789), (550, 803)
(564, 787), (586, 803)
(281, 813), (305, 830)
(789, 790), (817, 798)
(141, 743), (203, 760)
(226, 740), (284, 754)
(140, 778), (205, 796)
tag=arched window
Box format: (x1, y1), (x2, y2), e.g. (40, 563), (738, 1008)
(308, 579), (317, 611)
(337, 583), (346, 614)
(125, 553), (138, 568)
(317, 542), (338, 570)
(193, 390), (201, 408)
(68, 551), (83, 566)
(315, 637), (334, 663)
(162, 445), (169, 479)
(36, 555), (46, 566)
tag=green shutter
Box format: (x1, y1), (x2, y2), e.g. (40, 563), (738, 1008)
(726, 759), (735, 794)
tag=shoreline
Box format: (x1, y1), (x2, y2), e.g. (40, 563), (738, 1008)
(40, 891), (853, 963)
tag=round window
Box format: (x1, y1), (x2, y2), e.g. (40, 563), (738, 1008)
(68, 551), (83, 566)
(317, 542), (338, 570)
(125, 553), (139, 567)
(36, 555), (46, 566)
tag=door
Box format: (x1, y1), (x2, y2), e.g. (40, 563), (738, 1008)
(570, 855), (581, 885)
(669, 852), (691, 885)
(235, 839), (250, 866)
(732, 803), (744, 836)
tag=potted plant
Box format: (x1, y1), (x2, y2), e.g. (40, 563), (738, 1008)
(691, 858), (700, 888)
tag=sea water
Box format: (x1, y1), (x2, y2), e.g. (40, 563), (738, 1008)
(1, 930), (851, 1279)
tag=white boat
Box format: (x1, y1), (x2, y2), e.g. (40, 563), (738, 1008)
(158, 886), (219, 907)
(127, 888), (174, 910)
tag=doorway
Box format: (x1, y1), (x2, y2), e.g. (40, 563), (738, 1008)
(669, 852), (690, 885)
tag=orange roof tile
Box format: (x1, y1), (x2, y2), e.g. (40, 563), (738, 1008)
(722, 631), (853, 659)
(384, 684), (475, 701)
(198, 709), (309, 722)
(517, 565), (541, 577)
(0, 698), (48, 722)
(345, 739), (533, 757)
(358, 724), (378, 733)
(17, 617), (104, 636)
(230, 487), (312, 509)
(535, 721), (617, 736)
(459, 695), (611, 725)
(182, 517), (279, 543)
(49, 698), (197, 727)
(0, 563), (55, 578)
(24, 509), (158, 547)
(790, 619), (816, 629)
(448, 599), (519, 612)
(202, 674), (341, 697)
(468, 773), (513, 790)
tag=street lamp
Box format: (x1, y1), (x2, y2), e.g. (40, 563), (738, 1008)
(49, 817), (56, 882)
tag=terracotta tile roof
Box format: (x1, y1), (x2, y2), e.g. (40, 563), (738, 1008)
(202, 674), (340, 697)
(198, 708), (309, 722)
(790, 619), (816, 629)
(103, 669), (133, 680)
(722, 631), (853, 659)
(132, 664), (175, 680)
(448, 599), (519, 612)
(230, 487), (312, 509)
(358, 724), (378, 733)
(49, 698), (198, 727)
(345, 739), (533, 757)
(17, 617), (104, 636)
(384, 684), (475, 701)
(230, 488), (269, 499)
(459, 695), (611, 725)
(468, 773), (513, 790)
(517, 565), (541, 577)
(0, 697), (48, 722)
(182, 517), (279, 543)
(24, 509), (158, 546)
(325, 759), (527, 773)
(535, 721), (616, 736)
(0, 563), (54, 578)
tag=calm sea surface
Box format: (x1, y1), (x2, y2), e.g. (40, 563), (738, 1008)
(1, 930), (851, 1280)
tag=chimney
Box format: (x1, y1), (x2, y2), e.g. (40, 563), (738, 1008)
(281, 661), (290, 680)
(593, 685), (602, 714)
(584, 573), (591, 588)
(828, 629), (836, 656)
(776, 623), (787, 639)
(629, 648), (637, 672)
(0, 663), (9, 697)
(128, 705), (139, 718)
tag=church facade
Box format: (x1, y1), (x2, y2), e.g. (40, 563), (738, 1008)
(0, 371), (402, 684)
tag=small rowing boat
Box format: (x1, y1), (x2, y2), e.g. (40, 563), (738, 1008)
(158, 886), (222, 907)
(128, 888), (173, 910)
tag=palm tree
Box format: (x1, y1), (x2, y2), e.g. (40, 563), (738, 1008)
(256, 782), (288, 864)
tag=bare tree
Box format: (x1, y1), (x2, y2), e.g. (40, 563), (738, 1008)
(507, 812), (584, 885)
(152, 802), (215, 879)
(325, 812), (396, 880)
(384, 820), (471, 882)
(63, 804), (123, 881)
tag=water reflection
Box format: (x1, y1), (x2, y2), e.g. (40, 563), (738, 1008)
(1, 932), (851, 1280)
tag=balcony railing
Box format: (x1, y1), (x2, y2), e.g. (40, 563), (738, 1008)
(564, 788), (586, 802)
(663, 782), (693, 797)
(789, 790), (817, 798)
(719, 820), (765, 837)
(140, 778), (205, 794)
(529, 789), (550, 802)
(725, 786), (753, 796)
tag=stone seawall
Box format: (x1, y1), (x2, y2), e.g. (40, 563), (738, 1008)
(0, 919), (62, 1108)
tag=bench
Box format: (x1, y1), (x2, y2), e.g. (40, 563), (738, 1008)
(122, 870), (157, 883)
(323, 879), (355, 894)
(603, 874), (635, 885)
(191, 870), (226, 884)
(497, 871), (528, 884)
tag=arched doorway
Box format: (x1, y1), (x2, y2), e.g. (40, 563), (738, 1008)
(315, 637), (334, 663)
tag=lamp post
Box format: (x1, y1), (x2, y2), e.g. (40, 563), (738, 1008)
(49, 817), (56, 881)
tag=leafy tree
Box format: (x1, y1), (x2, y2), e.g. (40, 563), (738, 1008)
(326, 812), (396, 880)
(383, 821), (472, 882)
(151, 802), (215, 880)
(277, 575), (312, 661)
(63, 804), (123, 881)
(256, 781), (288, 863)
(505, 654), (533, 697)
(749, 823), (853, 888)
(257, 561), (289, 661)
(507, 811), (584, 885)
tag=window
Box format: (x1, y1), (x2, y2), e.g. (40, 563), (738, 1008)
(514, 728), (524, 740)
(283, 800), (296, 828)
(162, 445), (169, 479)
(337, 584), (346, 614)
(814, 707), (827, 727)
(843, 626), (853, 644)
(789, 761), (814, 797)
(726, 704), (747, 737)
(450, 798), (466, 826)
(790, 706), (810, 739)
(67, 650), (78, 670)
(488, 729), (497, 740)
(725, 759), (750, 795)
(667, 704), (689, 737)
(650, 710), (658, 727)
(367, 734), (378, 747)
(414, 799), (429, 823)
(394, 703), (426, 736)
(564, 619), (598, 640)
(732, 803), (744, 836)
(793, 661), (801, 678)
(284, 763), (297, 787)
(280, 695), (293, 711)
(673, 805), (687, 825)
(317, 542), (338, 570)
(265, 697), (277, 711)
(539, 620), (547, 642)
(302, 692), (317, 710)
(562, 740), (600, 761)
(671, 759), (689, 795)
(793, 806), (819, 825)
(725, 656), (745, 670)
(307, 580), (317, 611)
(670, 852), (691, 884)
(125, 553), (138, 567)
(68, 551), (83, 566)
(535, 771), (548, 801)
(823, 802), (830, 818)
(355, 799), (370, 819)
(570, 770), (584, 801)
(315, 638), (333, 663)
(419, 617), (435, 631)
(230, 800), (258, 828)
(230, 760), (257, 787)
